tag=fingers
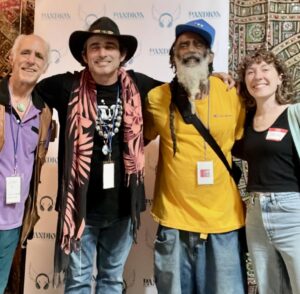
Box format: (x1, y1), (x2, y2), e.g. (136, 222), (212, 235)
(211, 72), (235, 90)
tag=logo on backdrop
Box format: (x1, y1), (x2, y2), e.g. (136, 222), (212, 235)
(49, 48), (68, 65)
(78, 1), (106, 28)
(29, 265), (52, 290)
(33, 231), (56, 240)
(143, 277), (155, 287)
(188, 10), (222, 19)
(35, 273), (50, 290)
(112, 11), (144, 20)
(145, 198), (153, 207)
(40, 11), (71, 21)
(39, 195), (54, 212)
(149, 47), (169, 56)
(50, 49), (61, 64)
(45, 156), (58, 164)
(152, 4), (180, 28)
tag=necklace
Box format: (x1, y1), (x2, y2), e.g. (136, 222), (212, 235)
(95, 88), (123, 156)
(16, 102), (26, 112)
(8, 85), (32, 115)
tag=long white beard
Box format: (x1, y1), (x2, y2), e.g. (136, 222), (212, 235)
(175, 55), (210, 114)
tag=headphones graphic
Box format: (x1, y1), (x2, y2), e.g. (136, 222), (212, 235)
(35, 273), (50, 290)
(39, 196), (54, 212)
(50, 49), (61, 64)
(158, 12), (173, 28)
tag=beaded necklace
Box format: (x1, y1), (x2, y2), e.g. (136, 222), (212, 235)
(95, 87), (123, 158)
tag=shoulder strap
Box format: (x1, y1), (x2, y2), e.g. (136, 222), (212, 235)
(190, 114), (234, 179)
(37, 105), (52, 161)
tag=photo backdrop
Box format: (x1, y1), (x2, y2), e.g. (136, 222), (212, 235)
(25, 1), (229, 293)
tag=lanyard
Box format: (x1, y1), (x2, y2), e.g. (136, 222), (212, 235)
(203, 93), (210, 160)
(9, 106), (21, 175)
(8, 93), (32, 174)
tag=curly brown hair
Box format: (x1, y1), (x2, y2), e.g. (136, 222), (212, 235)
(237, 49), (295, 108)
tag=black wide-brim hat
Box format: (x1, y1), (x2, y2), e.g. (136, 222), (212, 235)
(69, 16), (138, 66)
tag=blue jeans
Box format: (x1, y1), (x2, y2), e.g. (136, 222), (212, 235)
(0, 227), (21, 294)
(64, 217), (133, 294)
(154, 225), (247, 294)
(246, 192), (300, 294)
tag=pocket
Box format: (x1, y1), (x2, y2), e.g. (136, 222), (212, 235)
(276, 192), (300, 212)
(154, 226), (178, 255)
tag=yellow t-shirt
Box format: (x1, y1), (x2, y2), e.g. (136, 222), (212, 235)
(144, 76), (245, 233)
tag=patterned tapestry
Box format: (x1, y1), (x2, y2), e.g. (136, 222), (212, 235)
(229, 2), (300, 293)
(229, 0), (300, 99)
(0, 0), (34, 77)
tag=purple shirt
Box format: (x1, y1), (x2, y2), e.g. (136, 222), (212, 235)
(0, 106), (40, 229)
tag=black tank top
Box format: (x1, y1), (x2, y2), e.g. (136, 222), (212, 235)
(242, 109), (300, 192)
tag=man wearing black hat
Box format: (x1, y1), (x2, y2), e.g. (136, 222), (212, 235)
(144, 19), (247, 294)
(36, 17), (161, 293)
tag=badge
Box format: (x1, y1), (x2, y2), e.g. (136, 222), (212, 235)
(266, 128), (288, 142)
(197, 161), (214, 185)
(6, 175), (21, 204)
(103, 161), (115, 189)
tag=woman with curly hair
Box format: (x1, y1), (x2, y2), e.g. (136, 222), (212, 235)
(234, 49), (300, 294)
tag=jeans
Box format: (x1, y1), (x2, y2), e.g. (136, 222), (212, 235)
(0, 227), (21, 294)
(64, 217), (133, 294)
(246, 192), (300, 294)
(154, 225), (247, 294)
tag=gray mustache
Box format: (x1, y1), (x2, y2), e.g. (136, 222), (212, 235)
(182, 54), (202, 64)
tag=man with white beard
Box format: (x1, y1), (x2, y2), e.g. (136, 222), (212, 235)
(144, 19), (247, 294)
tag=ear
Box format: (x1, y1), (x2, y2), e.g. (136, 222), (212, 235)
(8, 52), (14, 68)
(278, 73), (283, 86)
(208, 51), (214, 63)
(82, 52), (88, 64)
(120, 51), (126, 63)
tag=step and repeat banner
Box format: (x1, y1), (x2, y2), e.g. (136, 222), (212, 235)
(24, 0), (229, 293)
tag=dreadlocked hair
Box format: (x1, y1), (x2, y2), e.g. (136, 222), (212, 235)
(169, 101), (177, 156)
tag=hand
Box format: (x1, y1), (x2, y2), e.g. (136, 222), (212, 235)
(211, 72), (235, 90)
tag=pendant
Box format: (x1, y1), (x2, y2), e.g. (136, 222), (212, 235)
(16, 103), (26, 112)
(102, 144), (109, 155)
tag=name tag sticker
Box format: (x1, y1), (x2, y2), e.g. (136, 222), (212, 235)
(103, 161), (115, 189)
(266, 128), (288, 142)
(6, 176), (21, 204)
(197, 161), (214, 185)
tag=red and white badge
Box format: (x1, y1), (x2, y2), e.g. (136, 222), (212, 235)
(266, 128), (288, 142)
(197, 161), (214, 185)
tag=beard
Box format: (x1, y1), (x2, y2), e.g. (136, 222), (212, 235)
(175, 53), (210, 114)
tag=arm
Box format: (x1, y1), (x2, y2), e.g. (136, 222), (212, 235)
(143, 94), (159, 145)
(36, 72), (74, 110)
(128, 71), (163, 104)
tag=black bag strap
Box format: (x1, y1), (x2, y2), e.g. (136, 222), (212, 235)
(168, 78), (235, 180)
(189, 114), (235, 179)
